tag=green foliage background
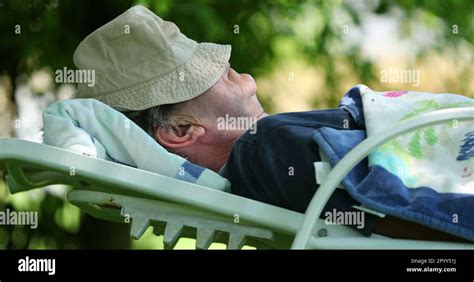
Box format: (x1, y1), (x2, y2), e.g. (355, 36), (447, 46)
(0, 0), (473, 249)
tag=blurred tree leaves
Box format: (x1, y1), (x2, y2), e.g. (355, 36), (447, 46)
(1, 0), (473, 104)
(0, 0), (473, 249)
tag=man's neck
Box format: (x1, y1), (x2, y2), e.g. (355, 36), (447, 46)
(210, 112), (268, 172)
(206, 141), (234, 172)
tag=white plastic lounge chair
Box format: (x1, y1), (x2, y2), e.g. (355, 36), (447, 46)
(1, 108), (474, 249)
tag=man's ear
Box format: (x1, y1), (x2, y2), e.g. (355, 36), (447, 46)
(154, 123), (205, 149)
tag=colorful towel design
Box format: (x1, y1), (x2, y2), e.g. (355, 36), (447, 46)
(360, 85), (474, 194)
(312, 85), (474, 240)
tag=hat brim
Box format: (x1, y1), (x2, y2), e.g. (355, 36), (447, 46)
(76, 42), (231, 111)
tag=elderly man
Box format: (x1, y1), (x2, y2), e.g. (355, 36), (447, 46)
(73, 5), (465, 242)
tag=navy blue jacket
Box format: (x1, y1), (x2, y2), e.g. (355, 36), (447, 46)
(220, 108), (379, 236)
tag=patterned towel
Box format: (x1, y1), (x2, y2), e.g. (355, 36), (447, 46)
(314, 85), (474, 240)
(360, 85), (474, 194)
(42, 99), (230, 191)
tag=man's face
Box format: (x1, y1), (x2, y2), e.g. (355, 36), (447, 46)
(203, 64), (264, 121)
(158, 64), (266, 171)
(179, 64), (265, 137)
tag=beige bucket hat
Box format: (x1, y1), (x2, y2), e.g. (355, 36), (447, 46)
(73, 5), (231, 111)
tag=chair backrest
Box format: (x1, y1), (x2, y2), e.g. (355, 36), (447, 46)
(0, 139), (303, 237)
